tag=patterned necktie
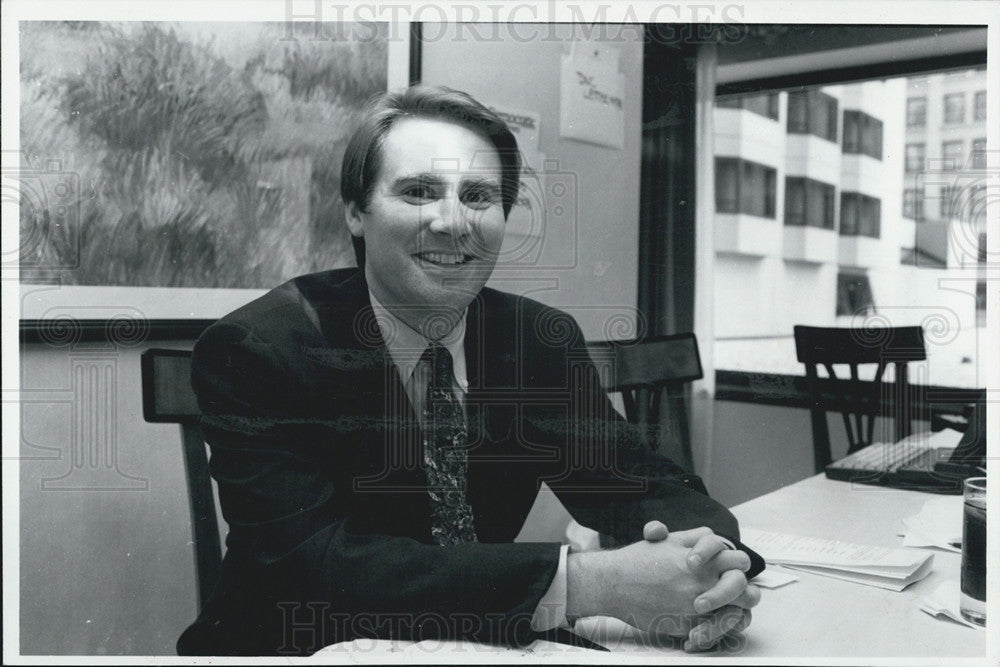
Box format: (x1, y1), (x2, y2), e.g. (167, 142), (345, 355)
(421, 343), (477, 545)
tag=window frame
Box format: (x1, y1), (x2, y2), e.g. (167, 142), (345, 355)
(784, 176), (836, 230)
(943, 92), (966, 124)
(715, 156), (777, 219)
(906, 96), (927, 127)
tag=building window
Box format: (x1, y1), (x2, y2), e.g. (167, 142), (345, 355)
(940, 184), (961, 220)
(974, 90), (986, 121)
(715, 157), (777, 218)
(842, 110), (883, 159)
(785, 176), (836, 229)
(787, 90), (838, 142)
(976, 281), (986, 327)
(970, 184), (987, 222)
(944, 93), (965, 124)
(903, 188), (924, 221)
(836, 272), (876, 316)
(905, 143), (926, 173)
(717, 92), (779, 120)
(941, 140), (964, 170)
(906, 97), (927, 127)
(840, 192), (881, 238)
(971, 138), (986, 170)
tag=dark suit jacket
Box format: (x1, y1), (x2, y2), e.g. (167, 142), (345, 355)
(177, 268), (763, 656)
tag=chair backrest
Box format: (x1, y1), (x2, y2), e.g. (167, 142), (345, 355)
(793, 325), (927, 473)
(587, 333), (704, 472)
(141, 348), (221, 611)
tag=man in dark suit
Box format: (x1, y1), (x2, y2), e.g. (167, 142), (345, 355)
(178, 85), (763, 657)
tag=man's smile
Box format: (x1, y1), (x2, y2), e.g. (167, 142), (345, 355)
(416, 251), (474, 266)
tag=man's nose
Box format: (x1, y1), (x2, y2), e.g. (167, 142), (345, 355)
(427, 193), (468, 236)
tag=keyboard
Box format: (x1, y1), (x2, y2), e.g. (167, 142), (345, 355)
(825, 442), (965, 494)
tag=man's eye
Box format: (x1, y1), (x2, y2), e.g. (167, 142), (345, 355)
(462, 187), (499, 209)
(401, 185), (435, 202)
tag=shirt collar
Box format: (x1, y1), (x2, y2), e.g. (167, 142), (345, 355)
(368, 290), (468, 391)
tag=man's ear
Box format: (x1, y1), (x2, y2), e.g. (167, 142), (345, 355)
(344, 201), (365, 238)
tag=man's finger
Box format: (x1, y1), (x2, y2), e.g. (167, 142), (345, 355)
(683, 607), (747, 652)
(693, 569), (747, 613)
(704, 548), (752, 574)
(667, 526), (714, 547)
(643, 520), (669, 542)
(731, 583), (761, 609)
(686, 534), (740, 569)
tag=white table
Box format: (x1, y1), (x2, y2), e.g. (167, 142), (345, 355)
(316, 475), (991, 662)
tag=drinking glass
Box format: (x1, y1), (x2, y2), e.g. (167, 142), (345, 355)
(960, 476), (986, 626)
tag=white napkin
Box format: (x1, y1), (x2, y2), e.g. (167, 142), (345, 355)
(919, 580), (985, 630)
(900, 496), (963, 552)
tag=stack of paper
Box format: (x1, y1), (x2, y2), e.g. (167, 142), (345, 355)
(742, 528), (934, 591)
(900, 496), (963, 552)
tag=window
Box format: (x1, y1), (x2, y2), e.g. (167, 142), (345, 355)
(787, 90), (838, 142)
(906, 97), (927, 127)
(905, 143), (926, 172)
(944, 93), (965, 124)
(836, 272), (875, 316)
(717, 92), (779, 120)
(940, 185), (960, 220)
(970, 184), (987, 222)
(785, 176), (836, 229)
(903, 188), (924, 221)
(971, 138), (986, 170)
(974, 91), (986, 121)
(941, 140), (964, 170)
(843, 110), (883, 159)
(840, 192), (881, 238)
(715, 157), (777, 218)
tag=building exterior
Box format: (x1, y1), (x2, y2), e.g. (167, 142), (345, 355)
(711, 68), (987, 386)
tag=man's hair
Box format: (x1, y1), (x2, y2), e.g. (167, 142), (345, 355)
(341, 84), (522, 221)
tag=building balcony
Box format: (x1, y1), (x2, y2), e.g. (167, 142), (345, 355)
(783, 225), (838, 264)
(839, 235), (883, 268)
(785, 134), (841, 184)
(840, 154), (886, 197)
(715, 213), (781, 257)
(714, 107), (785, 166)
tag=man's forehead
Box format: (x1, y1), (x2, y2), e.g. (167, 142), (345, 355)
(380, 117), (503, 178)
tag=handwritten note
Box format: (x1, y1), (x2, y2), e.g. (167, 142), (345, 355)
(559, 44), (625, 149)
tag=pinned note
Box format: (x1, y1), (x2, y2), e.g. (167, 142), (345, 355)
(559, 43), (626, 149)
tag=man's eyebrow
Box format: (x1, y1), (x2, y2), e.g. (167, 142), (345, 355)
(460, 175), (502, 189)
(391, 173), (447, 188)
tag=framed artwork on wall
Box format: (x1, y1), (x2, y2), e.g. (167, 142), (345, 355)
(16, 20), (411, 341)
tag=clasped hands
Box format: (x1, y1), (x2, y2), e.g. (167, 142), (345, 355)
(565, 522), (761, 653)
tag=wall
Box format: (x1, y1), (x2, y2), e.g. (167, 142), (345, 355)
(420, 23), (643, 340)
(19, 341), (198, 655)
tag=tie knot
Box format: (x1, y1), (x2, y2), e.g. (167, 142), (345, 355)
(422, 342), (453, 391)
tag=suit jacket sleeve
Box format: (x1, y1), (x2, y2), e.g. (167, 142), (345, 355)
(180, 320), (562, 655)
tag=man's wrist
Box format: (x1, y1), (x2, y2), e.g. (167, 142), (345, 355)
(565, 549), (612, 621)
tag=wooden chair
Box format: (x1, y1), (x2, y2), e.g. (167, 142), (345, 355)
(141, 348), (221, 610)
(793, 325), (927, 473)
(587, 333), (704, 473)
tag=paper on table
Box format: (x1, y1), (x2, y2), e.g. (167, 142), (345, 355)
(781, 556), (934, 592)
(742, 528), (934, 590)
(920, 579), (985, 630)
(742, 528), (930, 568)
(899, 496), (963, 552)
(752, 566), (798, 589)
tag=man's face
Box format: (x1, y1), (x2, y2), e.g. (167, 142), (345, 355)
(346, 116), (507, 336)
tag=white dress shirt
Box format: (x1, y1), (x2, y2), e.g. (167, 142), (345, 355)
(368, 291), (601, 632)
